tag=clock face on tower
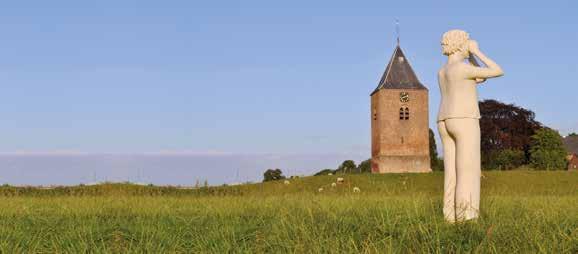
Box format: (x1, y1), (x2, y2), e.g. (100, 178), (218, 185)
(400, 92), (410, 103)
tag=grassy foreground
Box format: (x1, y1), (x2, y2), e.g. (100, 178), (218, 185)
(0, 171), (576, 253)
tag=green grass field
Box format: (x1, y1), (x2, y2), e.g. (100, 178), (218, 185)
(0, 171), (576, 253)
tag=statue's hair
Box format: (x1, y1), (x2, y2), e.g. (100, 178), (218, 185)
(441, 30), (469, 56)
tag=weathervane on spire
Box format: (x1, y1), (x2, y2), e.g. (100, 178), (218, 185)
(395, 19), (400, 45)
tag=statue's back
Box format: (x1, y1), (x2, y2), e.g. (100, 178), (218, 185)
(437, 63), (481, 122)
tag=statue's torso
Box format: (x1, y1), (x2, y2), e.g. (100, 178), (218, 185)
(437, 63), (481, 121)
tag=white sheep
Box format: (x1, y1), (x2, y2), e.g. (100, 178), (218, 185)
(353, 187), (361, 193)
(328, 173), (333, 176)
(331, 182), (337, 187)
(318, 187), (324, 192)
(337, 177), (344, 184)
(284, 180), (290, 185)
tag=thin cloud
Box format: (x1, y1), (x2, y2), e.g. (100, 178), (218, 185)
(0, 150), (235, 157)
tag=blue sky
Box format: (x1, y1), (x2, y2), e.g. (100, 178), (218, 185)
(0, 0), (577, 185)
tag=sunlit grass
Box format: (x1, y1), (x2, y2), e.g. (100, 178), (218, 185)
(0, 171), (576, 253)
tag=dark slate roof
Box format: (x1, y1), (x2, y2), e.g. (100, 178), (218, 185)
(371, 45), (427, 95)
(564, 135), (578, 154)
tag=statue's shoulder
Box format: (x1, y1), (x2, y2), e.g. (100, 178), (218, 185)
(446, 62), (470, 69)
(444, 62), (473, 76)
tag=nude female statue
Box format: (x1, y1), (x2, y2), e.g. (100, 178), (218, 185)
(437, 30), (504, 222)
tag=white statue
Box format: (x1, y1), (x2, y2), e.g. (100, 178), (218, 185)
(437, 30), (504, 222)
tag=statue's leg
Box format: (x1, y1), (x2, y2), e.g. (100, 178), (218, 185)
(450, 118), (481, 221)
(437, 120), (456, 223)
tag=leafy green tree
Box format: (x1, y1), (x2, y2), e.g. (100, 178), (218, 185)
(569, 132), (578, 137)
(482, 149), (525, 170)
(429, 129), (438, 161)
(529, 128), (567, 170)
(336, 160), (356, 174)
(357, 159), (372, 173)
(263, 168), (286, 182)
(429, 129), (443, 171)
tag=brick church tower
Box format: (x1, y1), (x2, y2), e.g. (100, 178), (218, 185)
(370, 44), (431, 173)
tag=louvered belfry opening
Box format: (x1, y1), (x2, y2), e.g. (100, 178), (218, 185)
(399, 107), (410, 120)
(404, 107), (409, 120)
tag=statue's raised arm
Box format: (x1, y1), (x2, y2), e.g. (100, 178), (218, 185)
(464, 40), (504, 80)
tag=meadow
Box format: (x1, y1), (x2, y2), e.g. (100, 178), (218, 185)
(0, 170), (576, 253)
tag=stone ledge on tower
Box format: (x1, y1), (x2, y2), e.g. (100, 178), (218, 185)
(371, 155), (431, 173)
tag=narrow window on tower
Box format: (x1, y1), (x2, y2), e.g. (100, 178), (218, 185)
(399, 108), (404, 120)
(373, 107), (377, 120)
(404, 107), (409, 120)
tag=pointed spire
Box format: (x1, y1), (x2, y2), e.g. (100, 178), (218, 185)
(371, 45), (427, 95)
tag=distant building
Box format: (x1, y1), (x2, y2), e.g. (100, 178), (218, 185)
(563, 135), (578, 171)
(370, 43), (430, 173)
(567, 154), (578, 171)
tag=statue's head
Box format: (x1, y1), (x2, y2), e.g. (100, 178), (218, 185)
(441, 29), (469, 57)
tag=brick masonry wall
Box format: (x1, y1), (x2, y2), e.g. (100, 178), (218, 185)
(371, 88), (431, 173)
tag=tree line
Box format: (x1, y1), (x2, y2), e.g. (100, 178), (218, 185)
(431, 99), (568, 170)
(264, 99), (571, 181)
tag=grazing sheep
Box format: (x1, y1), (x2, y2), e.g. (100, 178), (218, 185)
(328, 173), (333, 176)
(331, 182), (337, 187)
(353, 187), (361, 193)
(337, 177), (344, 183)
(318, 187), (324, 192)
(284, 180), (290, 185)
